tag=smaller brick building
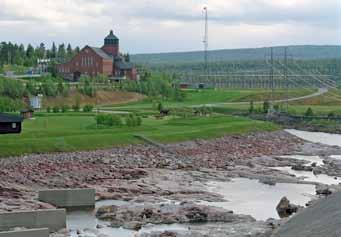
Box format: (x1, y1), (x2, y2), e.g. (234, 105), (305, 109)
(57, 30), (137, 81)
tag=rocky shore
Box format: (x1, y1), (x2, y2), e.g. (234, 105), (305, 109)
(0, 130), (341, 236)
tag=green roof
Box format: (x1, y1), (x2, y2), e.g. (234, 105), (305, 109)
(105, 30), (119, 40)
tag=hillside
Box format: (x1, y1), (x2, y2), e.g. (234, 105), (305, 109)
(132, 45), (341, 65)
(43, 90), (145, 108)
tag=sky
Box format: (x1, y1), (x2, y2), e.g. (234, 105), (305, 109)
(0, 0), (341, 54)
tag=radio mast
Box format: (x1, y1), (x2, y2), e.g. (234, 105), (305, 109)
(203, 6), (208, 80)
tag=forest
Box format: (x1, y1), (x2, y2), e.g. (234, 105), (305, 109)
(0, 41), (80, 68)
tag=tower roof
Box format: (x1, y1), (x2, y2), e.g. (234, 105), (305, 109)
(105, 30), (119, 40)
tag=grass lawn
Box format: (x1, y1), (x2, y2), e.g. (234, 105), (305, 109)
(0, 114), (278, 157)
(216, 103), (341, 116)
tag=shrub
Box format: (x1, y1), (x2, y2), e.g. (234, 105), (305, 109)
(46, 106), (51, 113)
(263, 101), (270, 113)
(72, 104), (80, 112)
(83, 104), (94, 113)
(328, 111), (336, 118)
(305, 107), (314, 117)
(157, 102), (163, 112)
(61, 105), (70, 113)
(126, 114), (142, 127)
(95, 114), (123, 127)
(52, 106), (60, 113)
(249, 101), (254, 114)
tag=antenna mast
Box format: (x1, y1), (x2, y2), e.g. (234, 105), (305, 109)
(203, 7), (208, 80)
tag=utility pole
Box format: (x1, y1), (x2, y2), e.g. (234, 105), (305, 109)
(203, 6), (209, 84)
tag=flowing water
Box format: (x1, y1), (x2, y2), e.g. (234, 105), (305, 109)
(273, 155), (341, 185)
(67, 208), (187, 237)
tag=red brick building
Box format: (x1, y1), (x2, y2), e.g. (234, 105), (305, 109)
(56, 30), (137, 81)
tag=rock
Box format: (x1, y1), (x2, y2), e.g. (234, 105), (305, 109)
(96, 203), (255, 229)
(259, 177), (276, 186)
(313, 169), (322, 175)
(316, 185), (332, 196)
(96, 224), (104, 229)
(291, 164), (313, 172)
(276, 197), (301, 218)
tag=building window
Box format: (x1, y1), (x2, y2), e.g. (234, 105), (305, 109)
(12, 123), (17, 129)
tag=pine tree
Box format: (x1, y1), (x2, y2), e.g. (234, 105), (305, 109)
(66, 43), (73, 59)
(51, 42), (57, 58)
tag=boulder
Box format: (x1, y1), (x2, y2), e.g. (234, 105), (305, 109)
(291, 164), (313, 172)
(276, 197), (301, 218)
(316, 185), (332, 196)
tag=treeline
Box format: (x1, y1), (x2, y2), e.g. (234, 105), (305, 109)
(121, 74), (185, 101)
(0, 75), (69, 112)
(0, 41), (80, 67)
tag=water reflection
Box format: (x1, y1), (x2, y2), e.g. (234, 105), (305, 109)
(286, 129), (341, 147)
(273, 166), (340, 185)
(205, 178), (315, 221)
(67, 203), (188, 237)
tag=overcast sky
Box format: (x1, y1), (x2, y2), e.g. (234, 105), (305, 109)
(0, 0), (340, 53)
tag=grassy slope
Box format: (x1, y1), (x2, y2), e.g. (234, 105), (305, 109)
(44, 90), (145, 107)
(102, 89), (314, 112)
(215, 89), (341, 115)
(0, 114), (278, 157)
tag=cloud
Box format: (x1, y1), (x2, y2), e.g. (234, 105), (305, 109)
(0, 0), (340, 53)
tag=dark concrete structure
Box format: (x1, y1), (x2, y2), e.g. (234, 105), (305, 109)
(57, 30), (137, 81)
(0, 113), (23, 134)
(0, 209), (66, 233)
(38, 188), (95, 208)
(0, 228), (49, 237)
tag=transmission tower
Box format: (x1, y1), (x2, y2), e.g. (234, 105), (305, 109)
(284, 47), (289, 112)
(203, 6), (209, 81)
(270, 47), (274, 103)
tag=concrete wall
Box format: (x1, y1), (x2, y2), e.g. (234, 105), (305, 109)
(39, 188), (95, 208)
(0, 228), (49, 237)
(0, 209), (66, 232)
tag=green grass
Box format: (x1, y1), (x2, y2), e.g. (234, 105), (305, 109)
(0, 114), (278, 157)
(216, 104), (341, 116)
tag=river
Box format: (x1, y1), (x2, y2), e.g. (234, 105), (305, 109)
(67, 129), (341, 236)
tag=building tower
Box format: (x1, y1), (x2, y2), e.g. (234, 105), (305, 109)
(101, 30), (119, 57)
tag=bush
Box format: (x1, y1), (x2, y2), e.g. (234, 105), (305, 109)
(61, 105), (70, 113)
(305, 107), (314, 117)
(95, 114), (123, 127)
(80, 75), (96, 97)
(46, 106), (51, 113)
(249, 101), (254, 114)
(263, 101), (270, 113)
(328, 111), (336, 118)
(83, 104), (94, 112)
(52, 106), (60, 113)
(126, 114), (142, 127)
(72, 104), (80, 112)
(157, 102), (163, 112)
